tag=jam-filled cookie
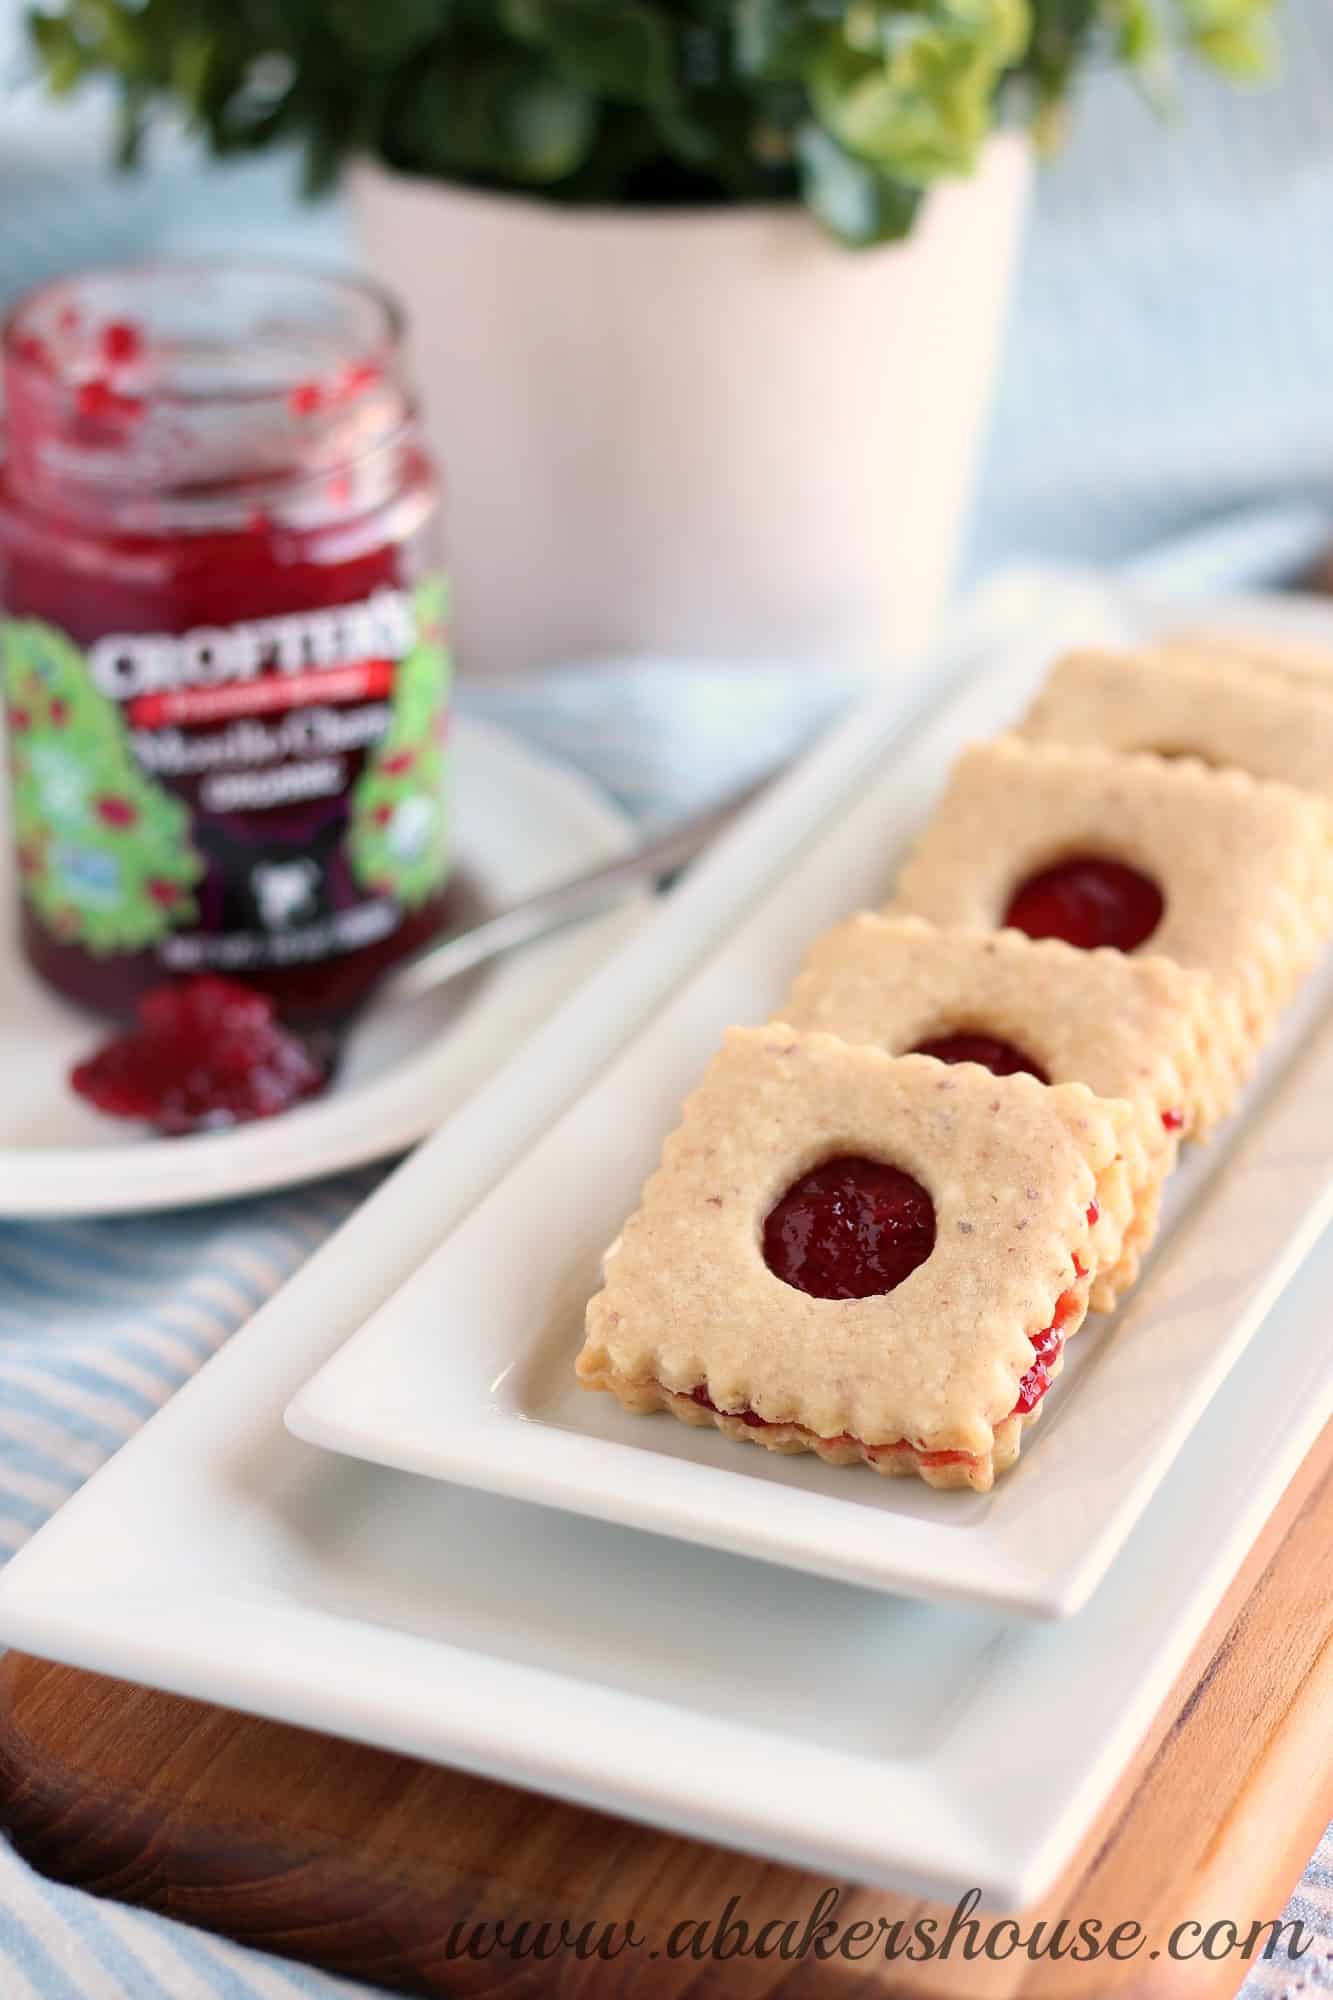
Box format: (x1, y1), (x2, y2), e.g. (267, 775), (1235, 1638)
(1021, 647), (1333, 798)
(577, 1027), (1130, 1493)
(887, 737), (1332, 1093)
(779, 914), (1213, 1304)
(1159, 627), (1333, 690)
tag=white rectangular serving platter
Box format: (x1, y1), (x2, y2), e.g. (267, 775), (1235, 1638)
(4, 572), (1333, 1911)
(287, 579), (1333, 1619)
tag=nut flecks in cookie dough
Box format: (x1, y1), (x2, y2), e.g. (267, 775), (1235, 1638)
(762, 1156), (936, 1300)
(1022, 646), (1333, 798)
(778, 913), (1221, 1304)
(577, 1028), (1126, 1492)
(682, 1258), (1082, 1470)
(1004, 856), (1164, 953)
(887, 737), (1333, 1076)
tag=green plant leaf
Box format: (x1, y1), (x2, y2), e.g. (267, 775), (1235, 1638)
(1175, 0), (1278, 75)
(808, 1), (1029, 183)
(398, 52), (597, 182)
(22, 0), (1284, 242)
(506, 70), (599, 176)
(1189, 20), (1275, 73)
(1021, 0), (1100, 104)
(1105, 0), (1163, 65)
(500, 0), (679, 105)
(734, 0), (824, 80)
(326, 0), (448, 68)
(795, 120), (921, 242)
(168, 33), (222, 116)
(27, 12), (90, 93)
(114, 78), (147, 166)
(301, 115), (347, 194)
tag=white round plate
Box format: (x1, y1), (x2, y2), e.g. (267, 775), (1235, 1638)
(0, 716), (640, 1218)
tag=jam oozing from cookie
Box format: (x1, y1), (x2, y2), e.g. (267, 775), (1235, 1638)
(912, 1032), (1049, 1082)
(686, 1385), (973, 1468)
(1011, 1276), (1082, 1415)
(71, 974), (328, 1135)
(683, 1260), (1086, 1469)
(1162, 1106), (1186, 1133)
(1004, 858), (1163, 953)
(762, 1155), (936, 1301)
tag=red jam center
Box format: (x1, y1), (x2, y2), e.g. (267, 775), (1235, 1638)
(911, 1032), (1049, 1082)
(762, 1155), (936, 1301)
(70, 974), (327, 1135)
(1004, 858), (1163, 952)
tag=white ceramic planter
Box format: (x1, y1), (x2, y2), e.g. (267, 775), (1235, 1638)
(350, 136), (1031, 679)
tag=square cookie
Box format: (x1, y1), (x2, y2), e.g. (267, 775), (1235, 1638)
(577, 1026), (1128, 1493)
(780, 914), (1213, 1306)
(1160, 627), (1333, 691)
(1021, 647), (1333, 798)
(888, 736), (1332, 1087)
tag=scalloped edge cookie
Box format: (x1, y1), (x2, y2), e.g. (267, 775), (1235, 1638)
(887, 737), (1333, 1099)
(577, 1028), (1129, 1493)
(778, 913), (1215, 1306)
(1020, 647), (1333, 798)
(1160, 627), (1333, 691)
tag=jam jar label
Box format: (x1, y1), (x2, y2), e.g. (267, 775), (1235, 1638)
(2, 575), (452, 970)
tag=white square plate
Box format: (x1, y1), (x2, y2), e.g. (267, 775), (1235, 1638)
(287, 581), (1333, 1618)
(6, 575), (1333, 1909)
(11, 1173), (1333, 1916)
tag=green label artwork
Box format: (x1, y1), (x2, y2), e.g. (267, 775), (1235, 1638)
(348, 575), (453, 910)
(3, 573), (453, 961)
(3, 616), (204, 952)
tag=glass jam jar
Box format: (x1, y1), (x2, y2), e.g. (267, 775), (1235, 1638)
(0, 261), (455, 1026)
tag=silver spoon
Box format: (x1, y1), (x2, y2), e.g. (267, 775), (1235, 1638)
(374, 769), (775, 1009)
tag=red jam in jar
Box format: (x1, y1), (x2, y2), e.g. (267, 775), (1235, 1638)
(0, 262), (456, 1026)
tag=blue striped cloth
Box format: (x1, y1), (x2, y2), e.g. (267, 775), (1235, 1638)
(1, 1192), (383, 2000)
(6, 0), (1333, 1989)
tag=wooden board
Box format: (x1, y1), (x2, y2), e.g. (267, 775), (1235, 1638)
(4, 1418), (1333, 1999)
